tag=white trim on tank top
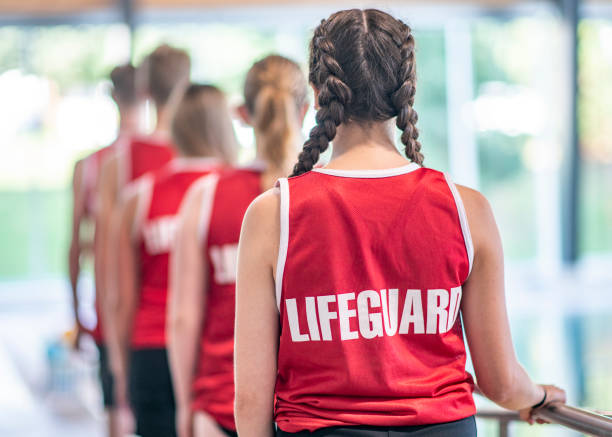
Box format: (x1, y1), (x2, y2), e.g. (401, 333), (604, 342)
(311, 162), (421, 178)
(193, 173), (220, 244)
(275, 178), (290, 312)
(130, 174), (154, 241)
(443, 173), (474, 277)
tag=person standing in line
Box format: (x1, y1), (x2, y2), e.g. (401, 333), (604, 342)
(68, 63), (139, 437)
(97, 44), (191, 413)
(168, 55), (309, 437)
(234, 9), (566, 437)
(112, 84), (237, 437)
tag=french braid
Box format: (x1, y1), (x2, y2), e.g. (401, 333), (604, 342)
(291, 21), (352, 176)
(391, 22), (423, 165)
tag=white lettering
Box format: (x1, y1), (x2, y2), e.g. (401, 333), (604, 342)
(337, 293), (358, 340)
(399, 289), (424, 334)
(285, 287), (462, 342)
(209, 244), (238, 285)
(357, 290), (383, 339)
(305, 296), (320, 341)
(143, 216), (179, 255)
(426, 289), (449, 334)
(317, 295), (337, 341)
(381, 289), (399, 336)
(286, 298), (309, 342)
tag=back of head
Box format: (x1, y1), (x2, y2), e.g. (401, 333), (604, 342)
(171, 84), (238, 163)
(110, 64), (137, 106)
(292, 9), (422, 176)
(141, 44), (191, 108)
(243, 55), (308, 170)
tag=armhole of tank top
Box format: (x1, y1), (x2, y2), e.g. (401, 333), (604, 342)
(275, 178), (289, 313)
(443, 173), (474, 278)
(132, 175), (153, 241)
(195, 173), (220, 245)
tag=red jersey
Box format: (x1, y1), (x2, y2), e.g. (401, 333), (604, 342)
(274, 163), (476, 432)
(117, 133), (175, 189)
(81, 135), (129, 343)
(130, 157), (222, 349)
(191, 166), (264, 431)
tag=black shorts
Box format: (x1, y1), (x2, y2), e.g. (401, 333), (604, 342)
(276, 416), (476, 437)
(96, 344), (115, 408)
(129, 348), (176, 437)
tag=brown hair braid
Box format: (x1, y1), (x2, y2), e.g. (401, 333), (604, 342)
(391, 22), (423, 165)
(291, 21), (352, 176)
(291, 9), (423, 176)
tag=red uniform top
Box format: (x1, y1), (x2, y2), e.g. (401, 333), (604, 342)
(191, 166), (264, 431)
(81, 135), (129, 343)
(274, 163), (476, 432)
(117, 133), (175, 189)
(130, 157), (222, 349)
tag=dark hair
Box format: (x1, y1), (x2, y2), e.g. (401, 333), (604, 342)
(110, 64), (137, 105)
(141, 44), (191, 108)
(244, 55), (308, 170)
(171, 84), (238, 163)
(291, 9), (422, 176)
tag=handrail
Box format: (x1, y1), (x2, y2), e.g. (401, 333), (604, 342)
(535, 404), (612, 436)
(477, 404), (612, 437)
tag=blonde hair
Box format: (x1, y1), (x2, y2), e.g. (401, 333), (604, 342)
(243, 55), (308, 169)
(172, 84), (238, 163)
(141, 44), (191, 108)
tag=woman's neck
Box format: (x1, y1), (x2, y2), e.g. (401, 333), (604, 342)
(154, 106), (172, 136)
(118, 108), (140, 134)
(327, 120), (409, 170)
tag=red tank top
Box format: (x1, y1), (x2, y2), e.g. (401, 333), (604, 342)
(130, 158), (222, 349)
(82, 135), (129, 343)
(191, 166), (264, 431)
(274, 164), (476, 432)
(118, 134), (175, 189)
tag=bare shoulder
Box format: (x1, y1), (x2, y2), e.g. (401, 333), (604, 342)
(244, 187), (280, 226)
(455, 184), (495, 225)
(455, 184), (501, 256)
(241, 187), (280, 250)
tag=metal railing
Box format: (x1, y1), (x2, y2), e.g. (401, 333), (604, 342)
(477, 404), (612, 437)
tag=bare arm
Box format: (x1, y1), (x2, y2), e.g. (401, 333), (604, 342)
(94, 153), (118, 342)
(69, 160), (86, 344)
(95, 154), (119, 330)
(234, 189), (280, 437)
(459, 186), (565, 416)
(107, 188), (140, 405)
(168, 180), (210, 437)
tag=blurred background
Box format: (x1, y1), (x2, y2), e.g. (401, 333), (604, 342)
(0, 0), (610, 436)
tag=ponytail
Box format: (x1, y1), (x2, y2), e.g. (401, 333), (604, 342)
(253, 85), (299, 170)
(243, 55), (308, 171)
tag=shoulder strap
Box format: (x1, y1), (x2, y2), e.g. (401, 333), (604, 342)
(443, 173), (474, 278)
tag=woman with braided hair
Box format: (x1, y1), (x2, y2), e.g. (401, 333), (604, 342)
(234, 9), (566, 437)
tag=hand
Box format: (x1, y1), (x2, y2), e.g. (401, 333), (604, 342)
(176, 406), (194, 437)
(117, 403), (135, 436)
(72, 322), (88, 351)
(519, 384), (567, 424)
